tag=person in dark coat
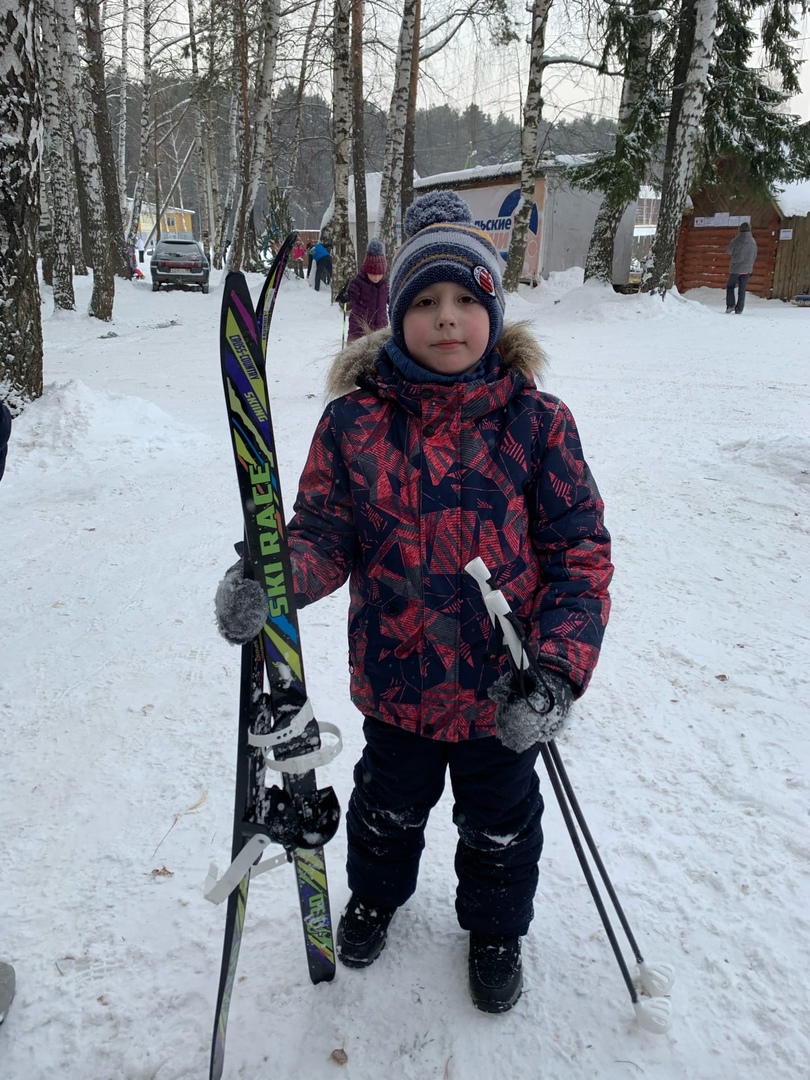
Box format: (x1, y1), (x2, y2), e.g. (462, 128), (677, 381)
(0, 401), (11, 481)
(215, 191), (612, 1014)
(726, 221), (758, 314)
(307, 239), (332, 292)
(346, 239), (390, 341)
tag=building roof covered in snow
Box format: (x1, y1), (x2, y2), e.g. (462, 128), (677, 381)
(773, 179), (810, 218)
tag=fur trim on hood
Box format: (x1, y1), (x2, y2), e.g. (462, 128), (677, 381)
(325, 322), (546, 400)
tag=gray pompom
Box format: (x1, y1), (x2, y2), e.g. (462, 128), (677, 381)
(403, 191), (472, 238)
(366, 238), (385, 256)
(215, 561), (268, 646)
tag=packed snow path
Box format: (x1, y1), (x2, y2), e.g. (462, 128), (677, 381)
(1, 268), (808, 1078)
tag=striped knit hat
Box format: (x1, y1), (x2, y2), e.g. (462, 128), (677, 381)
(389, 191), (505, 358)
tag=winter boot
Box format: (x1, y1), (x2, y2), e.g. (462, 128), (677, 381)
(468, 933), (523, 1013)
(336, 894), (396, 968)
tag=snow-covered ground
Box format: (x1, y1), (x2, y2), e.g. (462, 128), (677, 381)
(1, 265), (808, 1079)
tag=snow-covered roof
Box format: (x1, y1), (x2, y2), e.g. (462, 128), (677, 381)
(348, 172), (384, 223)
(414, 154), (598, 191)
(414, 161), (521, 188)
(773, 179), (810, 218)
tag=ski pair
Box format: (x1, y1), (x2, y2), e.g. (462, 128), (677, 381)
(465, 558), (675, 1034)
(206, 235), (342, 1080)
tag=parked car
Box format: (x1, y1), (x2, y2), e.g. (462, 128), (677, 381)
(151, 239), (210, 293)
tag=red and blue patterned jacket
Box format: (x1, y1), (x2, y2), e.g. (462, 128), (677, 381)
(289, 324), (612, 742)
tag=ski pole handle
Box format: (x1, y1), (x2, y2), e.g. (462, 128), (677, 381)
(464, 557), (530, 672)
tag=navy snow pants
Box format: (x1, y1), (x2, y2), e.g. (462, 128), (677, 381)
(346, 716), (544, 937)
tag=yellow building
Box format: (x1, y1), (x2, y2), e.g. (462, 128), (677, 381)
(127, 200), (195, 242)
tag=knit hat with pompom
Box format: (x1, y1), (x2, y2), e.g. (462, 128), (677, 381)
(388, 190), (505, 358)
(362, 238), (387, 276)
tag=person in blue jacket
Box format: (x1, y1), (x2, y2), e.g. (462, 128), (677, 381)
(307, 239), (333, 292)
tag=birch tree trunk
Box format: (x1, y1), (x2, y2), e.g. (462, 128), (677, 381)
(78, 0), (129, 278)
(401, 0), (421, 218)
(186, 0), (212, 254)
(127, 0), (153, 251)
(57, 0), (114, 320)
(584, 3), (657, 284)
(0, 0), (44, 402)
(641, 0), (718, 295)
(40, 0), (76, 310)
(503, 0), (553, 292)
(350, 0), (367, 260)
(118, 0), (129, 216)
(331, 0), (356, 294)
(205, 0), (224, 267)
(216, 91), (239, 268)
(230, 0), (280, 271)
(376, 0), (417, 253)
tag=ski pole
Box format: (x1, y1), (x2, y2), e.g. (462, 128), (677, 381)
(465, 557), (674, 1034)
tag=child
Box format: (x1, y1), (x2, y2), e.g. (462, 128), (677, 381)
(345, 239), (389, 341)
(217, 191), (612, 1013)
(292, 239), (307, 279)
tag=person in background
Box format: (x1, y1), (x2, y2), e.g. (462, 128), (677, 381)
(292, 239), (307, 279)
(307, 239), (332, 292)
(136, 235), (146, 263)
(725, 221), (758, 314)
(345, 239), (390, 342)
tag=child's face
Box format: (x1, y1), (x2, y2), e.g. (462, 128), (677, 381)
(403, 282), (490, 375)
(367, 273), (384, 283)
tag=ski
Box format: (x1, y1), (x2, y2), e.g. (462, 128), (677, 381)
(207, 237), (341, 1080)
(0, 962), (14, 1024)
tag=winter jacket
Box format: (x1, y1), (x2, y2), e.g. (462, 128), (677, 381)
(727, 232), (758, 275)
(347, 272), (390, 342)
(288, 324), (612, 742)
(0, 401), (11, 481)
(310, 242), (329, 263)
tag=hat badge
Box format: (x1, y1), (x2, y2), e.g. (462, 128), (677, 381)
(473, 265), (496, 297)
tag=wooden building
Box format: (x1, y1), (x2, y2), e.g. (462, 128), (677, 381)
(674, 179), (810, 300)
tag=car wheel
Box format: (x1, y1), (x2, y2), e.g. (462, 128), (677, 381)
(152, 282), (160, 292)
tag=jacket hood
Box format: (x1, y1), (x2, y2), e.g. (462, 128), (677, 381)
(326, 322), (546, 400)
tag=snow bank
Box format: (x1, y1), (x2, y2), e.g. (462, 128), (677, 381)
(9, 380), (206, 468)
(721, 431), (810, 484)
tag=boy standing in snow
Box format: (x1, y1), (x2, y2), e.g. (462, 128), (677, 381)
(345, 239), (390, 342)
(217, 191), (612, 1013)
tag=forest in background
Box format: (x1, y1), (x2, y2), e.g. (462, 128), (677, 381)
(104, 66), (618, 233)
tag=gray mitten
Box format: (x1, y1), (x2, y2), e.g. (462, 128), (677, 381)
(215, 560), (268, 645)
(488, 669), (574, 753)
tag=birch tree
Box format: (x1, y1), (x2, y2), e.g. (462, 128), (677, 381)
(503, 0), (553, 292)
(78, 0), (130, 278)
(570, 0), (670, 283)
(127, 0), (153, 252)
(351, 0), (368, 259)
(641, 0), (719, 295)
(40, 0), (76, 311)
(118, 0), (129, 216)
(376, 0), (418, 254)
(57, 0), (115, 319)
(331, 0), (356, 294)
(187, 0), (212, 255)
(230, 0), (281, 271)
(0, 0), (43, 403)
